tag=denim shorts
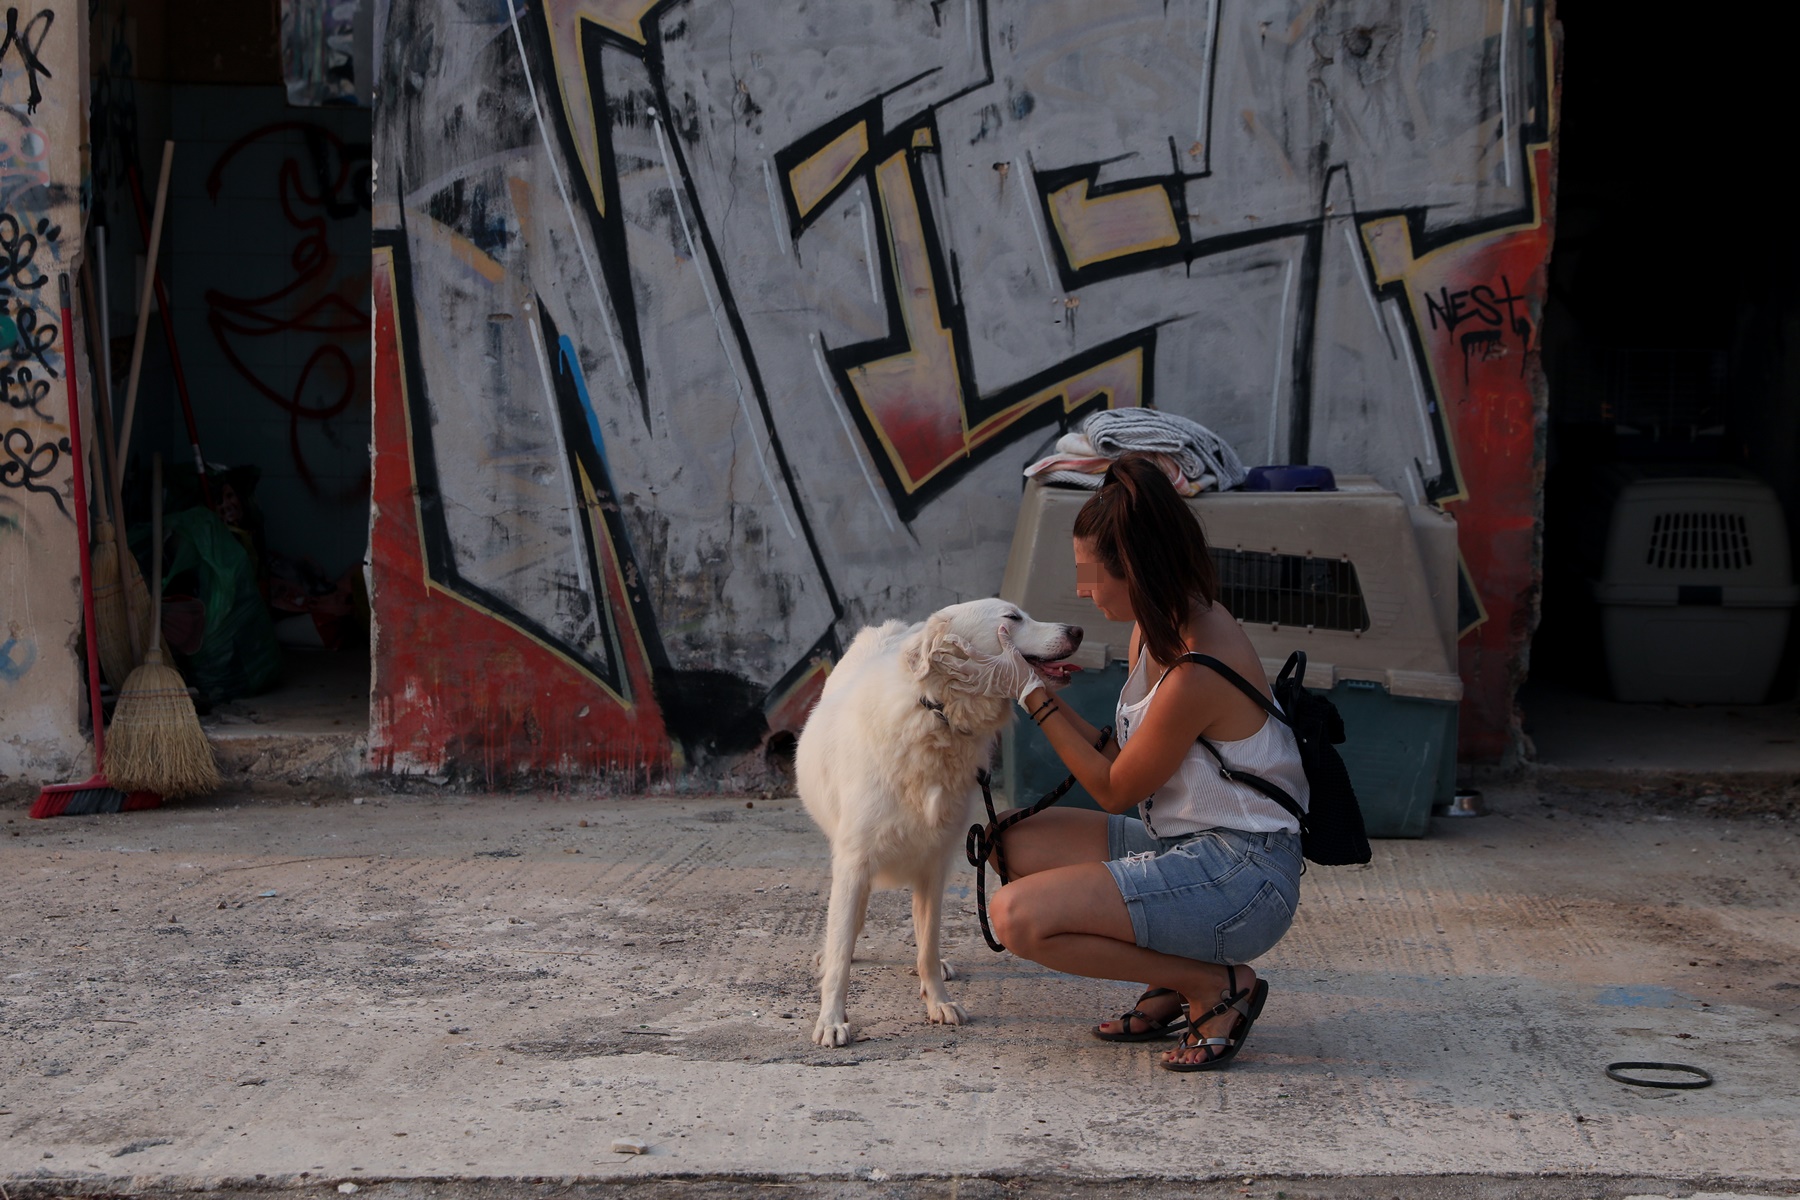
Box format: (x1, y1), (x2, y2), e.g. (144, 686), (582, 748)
(1104, 816), (1302, 965)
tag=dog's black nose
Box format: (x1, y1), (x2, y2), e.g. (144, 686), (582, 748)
(1067, 625), (1083, 647)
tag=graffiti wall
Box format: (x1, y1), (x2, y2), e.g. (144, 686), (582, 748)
(371, 0), (1555, 781)
(0, 0), (86, 781)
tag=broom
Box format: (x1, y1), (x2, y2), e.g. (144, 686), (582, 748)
(104, 451), (221, 799)
(82, 241), (152, 690)
(31, 274), (161, 819)
(115, 141), (175, 503)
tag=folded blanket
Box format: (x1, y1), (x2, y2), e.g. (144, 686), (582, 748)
(1024, 432), (1214, 496)
(1081, 408), (1249, 491)
(1023, 410), (1247, 494)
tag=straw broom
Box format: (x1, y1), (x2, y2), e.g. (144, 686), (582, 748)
(92, 509), (155, 688)
(89, 517), (146, 690)
(82, 247), (152, 689)
(105, 452), (220, 798)
(102, 145), (180, 690)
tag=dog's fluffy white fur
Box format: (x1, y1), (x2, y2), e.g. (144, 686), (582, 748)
(796, 597), (1082, 1047)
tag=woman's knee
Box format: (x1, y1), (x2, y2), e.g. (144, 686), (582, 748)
(988, 885), (1040, 951)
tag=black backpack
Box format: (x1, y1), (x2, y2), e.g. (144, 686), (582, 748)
(1178, 650), (1372, 866)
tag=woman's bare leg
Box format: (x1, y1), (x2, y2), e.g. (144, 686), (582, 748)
(990, 807), (1111, 877)
(992, 809), (1185, 1036)
(990, 861), (1258, 1066)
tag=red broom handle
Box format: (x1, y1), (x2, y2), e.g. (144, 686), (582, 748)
(126, 160), (212, 510)
(59, 273), (106, 763)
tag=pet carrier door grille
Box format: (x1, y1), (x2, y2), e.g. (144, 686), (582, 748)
(1645, 512), (1753, 571)
(1214, 550), (1370, 632)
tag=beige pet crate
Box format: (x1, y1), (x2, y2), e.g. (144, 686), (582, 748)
(1592, 471), (1797, 703)
(996, 477), (1463, 836)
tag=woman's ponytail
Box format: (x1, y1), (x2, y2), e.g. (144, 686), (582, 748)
(1073, 453), (1217, 666)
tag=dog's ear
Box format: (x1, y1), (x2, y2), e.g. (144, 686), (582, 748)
(906, 613), (960, 682)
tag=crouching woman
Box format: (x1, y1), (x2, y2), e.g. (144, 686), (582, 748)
(964, 454), (1306, 1071)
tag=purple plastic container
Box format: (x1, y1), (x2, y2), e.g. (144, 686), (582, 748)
(1244, 465), (1338, 492)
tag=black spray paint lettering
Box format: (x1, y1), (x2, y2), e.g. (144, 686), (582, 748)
(1, 424), (68, 514)
(0, 210), (60, 413)
(0, 357), (50, 416)
(0, 211), (63, 414)
(0, 210), (54, 295)
(0, 7), (54, 114)
(6, 297), (56, 372)
(1423, 274), (1532, 381)
(1423, 275), (1528, 337)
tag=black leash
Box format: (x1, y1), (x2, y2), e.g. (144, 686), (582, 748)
(965, 726), (1113, 953)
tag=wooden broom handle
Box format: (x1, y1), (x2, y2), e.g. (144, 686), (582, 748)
(150, 452), (164, 656)
(78, 255), (116, 523)
(82, 247), (142, 661)
(116, 140), (174, 467)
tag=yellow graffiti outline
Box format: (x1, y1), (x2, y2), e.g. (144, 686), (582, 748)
(415, 214), (507, 283)
(540, 2), (667, 217)
(788, 121), (870, 220)
(844, 153), (1143, 494)
(577, 462), (653, 711)
(848, 150), (968, 494)
(970, 347), (1145, 447)
(1456, 547), (1491, 635)
(762, 655), (832, 726)
(1045, 178), (1181, 271)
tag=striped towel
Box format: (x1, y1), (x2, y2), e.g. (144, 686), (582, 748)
(1081, 408), (1249, 491)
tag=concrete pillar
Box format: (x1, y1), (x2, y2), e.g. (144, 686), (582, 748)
(0, 1), (89, 789)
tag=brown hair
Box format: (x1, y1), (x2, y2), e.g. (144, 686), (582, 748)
(1072, 453), (1218, 666)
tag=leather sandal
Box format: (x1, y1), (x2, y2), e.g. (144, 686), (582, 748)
(1093, 987), (1190, 1042)
(1160, 966), (1269, 1072)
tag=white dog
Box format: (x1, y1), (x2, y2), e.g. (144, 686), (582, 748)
(795, 598), (1083, 1047)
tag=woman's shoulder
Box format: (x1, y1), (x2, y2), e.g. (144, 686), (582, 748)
(1169, 606), (1273, 698)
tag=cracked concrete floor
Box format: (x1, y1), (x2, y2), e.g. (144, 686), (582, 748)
(2, 785), (1797, 1193)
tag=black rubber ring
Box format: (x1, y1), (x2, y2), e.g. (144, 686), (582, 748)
(1605, 1060), (1713, 1089)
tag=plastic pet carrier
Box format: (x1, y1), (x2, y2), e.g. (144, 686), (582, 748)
(996, 477), (1462, 837)
(1592, 468), (1796, 704)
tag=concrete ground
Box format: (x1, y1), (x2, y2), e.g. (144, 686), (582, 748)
(1517, 677), (1800, 782)
(3, 782), (1798, 1198)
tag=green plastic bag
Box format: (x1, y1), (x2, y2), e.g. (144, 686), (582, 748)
(161, 506), (282, 702)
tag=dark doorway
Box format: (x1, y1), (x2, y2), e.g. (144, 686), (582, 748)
(1532, 3), (1799, 714)
(88, 2), (373, 735)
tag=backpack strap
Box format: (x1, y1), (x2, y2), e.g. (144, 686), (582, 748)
(1193, 736), (1307, 827)
(1167, 653), (1291, 730)
(1172, 652), (1307, 828)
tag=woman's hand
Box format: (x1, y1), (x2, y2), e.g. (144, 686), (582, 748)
(944, 625), (1046, 707)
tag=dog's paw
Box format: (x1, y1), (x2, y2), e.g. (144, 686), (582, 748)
(924, 997), (966, 1026)
(939, 959), (960, 981)
(812, 1014), (854, 1047)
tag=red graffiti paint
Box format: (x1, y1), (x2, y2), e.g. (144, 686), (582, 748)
(1418, 146), (1555, 762)
(369, 251), (673, 783)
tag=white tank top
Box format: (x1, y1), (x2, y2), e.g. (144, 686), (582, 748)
(1114, 649), (1308, 837)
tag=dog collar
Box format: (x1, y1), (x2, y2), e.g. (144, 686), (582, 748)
(918, 696), (975, 736)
